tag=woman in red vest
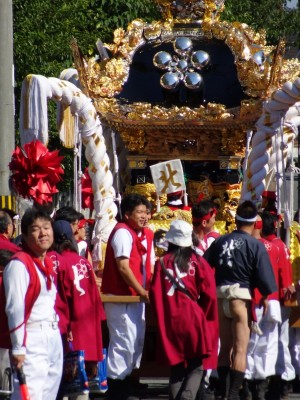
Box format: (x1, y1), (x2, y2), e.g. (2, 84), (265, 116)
(50, 220), (104, 371)
(150, 219), (218, 400)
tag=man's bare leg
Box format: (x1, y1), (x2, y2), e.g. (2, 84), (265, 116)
(230, 299), (251, 372)
(218, 299), (233, 367)
(224, 299), (251, 399)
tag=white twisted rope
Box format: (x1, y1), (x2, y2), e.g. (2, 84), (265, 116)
(241, 78), (300, 204)
(19, 74), (118, 266)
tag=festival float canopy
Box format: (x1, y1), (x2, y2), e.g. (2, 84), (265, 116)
(69, 0), (300, 211)
(16, 0), (300, 265)
(71, 0), (298, 157)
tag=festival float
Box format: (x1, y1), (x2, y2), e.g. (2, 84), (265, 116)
(12, 0), (300, 350)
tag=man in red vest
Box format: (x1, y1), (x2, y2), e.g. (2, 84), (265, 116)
(166, 190), (191, 211)
(3, 207), (63, 400)
(192, 199), (219, 256)
(0, 210), (21, 253)
(102, 194), (154, 400)
(261, 190), (277, 213)
(261, 211), (295, 399)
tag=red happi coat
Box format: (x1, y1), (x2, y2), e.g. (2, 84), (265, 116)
(48, 250), (70, 335)
(253, 238), (280, 304)
(149, 252), (218, 367)
(167, 205), (191, 211)
(196, 231), (220, 256)
(50, 250), (103, 361)
(102, 223), (154, 295)
(0, 252), (46, 349)
(264, 234), (293, 300)
(0, 235), (21, 253)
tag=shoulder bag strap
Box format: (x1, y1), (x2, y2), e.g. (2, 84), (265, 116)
(160, 257), (195, 301)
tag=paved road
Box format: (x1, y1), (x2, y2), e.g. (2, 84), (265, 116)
(71, 378), (300, 399)
(90, 378), (168, 399)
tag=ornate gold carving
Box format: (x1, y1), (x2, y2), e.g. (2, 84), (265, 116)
(95, 97), (259, 157)
(290, 222), (300, 283)
(72, 1), (300, 103)
(209, 182), (241, 223)
(187, 177), (214, 203)
(154, 0), (225, 23)
(124, 182), (167, 206)
(124, 178), (240, 232)
(71, 1), (300, 160)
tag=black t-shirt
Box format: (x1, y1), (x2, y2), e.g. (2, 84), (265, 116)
(204, 230), (277, 297)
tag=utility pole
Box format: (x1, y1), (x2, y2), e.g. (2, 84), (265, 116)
(0, 0), (14, 200)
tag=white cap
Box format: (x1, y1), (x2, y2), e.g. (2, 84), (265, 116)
(165, 219), (193, 247)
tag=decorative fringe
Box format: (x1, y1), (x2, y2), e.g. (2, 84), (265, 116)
(58, 104), (75, 148)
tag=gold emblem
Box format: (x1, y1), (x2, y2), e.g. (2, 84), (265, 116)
(159, 163), (181, 193)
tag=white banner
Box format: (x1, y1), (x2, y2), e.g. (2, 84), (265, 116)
(150, 159), (186, 195)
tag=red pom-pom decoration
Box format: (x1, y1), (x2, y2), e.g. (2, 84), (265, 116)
(9, 140), (64, 204)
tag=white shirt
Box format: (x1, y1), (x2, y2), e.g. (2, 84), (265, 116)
(77, 240), (88, 257)
(4, 259), (57, 355)
(110, 228), (155, 287)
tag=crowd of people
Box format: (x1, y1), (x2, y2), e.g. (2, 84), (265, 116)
(0, 191), (299, 400)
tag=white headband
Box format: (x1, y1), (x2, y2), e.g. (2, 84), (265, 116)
(235, 215), (257, 223)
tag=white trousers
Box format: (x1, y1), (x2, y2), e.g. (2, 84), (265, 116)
(289, 327), (300, 375)
(11, 323), (63, 400)
(276, 306), (295, 381)
(245, 302), (280, 380)
(104, 302), (146, 380)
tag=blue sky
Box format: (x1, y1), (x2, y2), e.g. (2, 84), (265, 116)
(287, 0), (298, 8)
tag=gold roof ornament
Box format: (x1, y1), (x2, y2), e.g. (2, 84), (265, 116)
(154, 0), (225, 23)
(71, 0), (300, 160)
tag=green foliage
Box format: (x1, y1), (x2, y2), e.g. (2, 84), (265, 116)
(13, 0), (158, 193)
(223, 0), (300, 45)
(13, 0), (158, 94)
(48, 133), (73, 193)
